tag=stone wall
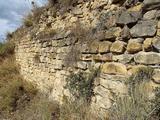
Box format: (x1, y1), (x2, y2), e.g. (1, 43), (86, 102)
(15, 0), (160, 113)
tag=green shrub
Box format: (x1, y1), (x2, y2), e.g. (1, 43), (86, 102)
(65, 68), (100, 102)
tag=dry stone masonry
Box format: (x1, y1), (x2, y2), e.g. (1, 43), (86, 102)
(15, 0), (160, 114)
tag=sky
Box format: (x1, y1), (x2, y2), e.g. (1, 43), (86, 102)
(0, 0), (46, 41)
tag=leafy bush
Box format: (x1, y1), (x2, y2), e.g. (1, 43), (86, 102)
(65, 69), (100, 102)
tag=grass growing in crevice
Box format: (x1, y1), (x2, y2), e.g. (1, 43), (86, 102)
(108, 68), (160, 120)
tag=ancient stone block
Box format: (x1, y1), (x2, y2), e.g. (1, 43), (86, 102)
(99, 41), (112, 53)
(152, 69), (160, 84)
(128, 4), (142, 12)
(134, 52), (160, 65)
(88, 41), (99, 54)
(128, 65), (147, 75)
(102, 62), (127, 75)
(120, 25), (130, 40)
(127, 40), (142, 53)
(152, 37), (160, 52)
(77, 62), (88, 70)
(143, 10), (157, 20)
(143, 0), (160, 11)
(143, 38), (153, 51)
(93, 53), (113, 62)
(113, 54), (134, 63)
(80, 54), (92, 61)
(110, 41), (126, 54)
(157, 29), (160, 37)
(117, 11), (141, 25)
(130, 20), (157, 37)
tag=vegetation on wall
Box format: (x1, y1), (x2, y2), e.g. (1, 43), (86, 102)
(65, 68), (100, 102)
(109, 68), (160, 120)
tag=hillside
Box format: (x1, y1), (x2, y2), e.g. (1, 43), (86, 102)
(1, 0), (160, 119)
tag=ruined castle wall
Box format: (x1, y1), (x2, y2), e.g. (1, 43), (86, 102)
(15, 0), (160, 112)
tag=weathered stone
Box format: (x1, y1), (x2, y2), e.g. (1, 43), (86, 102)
(143, 38), (153, 51)
(143, 0), (160, 11)
(113, 54), (134, 63)
(128, 65), (148, 75)
(157, 29), (160, 36)
(116, 11), (141, 25)
(130, 20), (157, 37)
(113, 27), (122, 37)
(105, 31), (116, 40)
(93, 94), (112, 109)
(99, 10), (117, 29)
(128, 4), (142, 12)
(152, 69), (160, 84)
(92, 0), (108, 9)
(134, 52), (160, 65)
(105, 27), (122, 41)
(70, 17), (78, 23)
(110, 41), (126, 54)
(100, 77), (127, 94)
(120, 25), (130, 40)
(127, 40), (142, 53)
(88, 41), (99, 54)
(93, 53), (113, 62)
(102, 62), (127, 75)
(94, 86), (111, 98)
(143, 10), (157, 20)
(77, 62), (88, 70)
(72, 7), (83, 15)
(80, 54), (92, 61)
(152, 37), (160, 52)
(108, 0), (121, 4)
(99, 41), (112, 53)
(54, 60), (63, 70)
(158, 21), (160, 29)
